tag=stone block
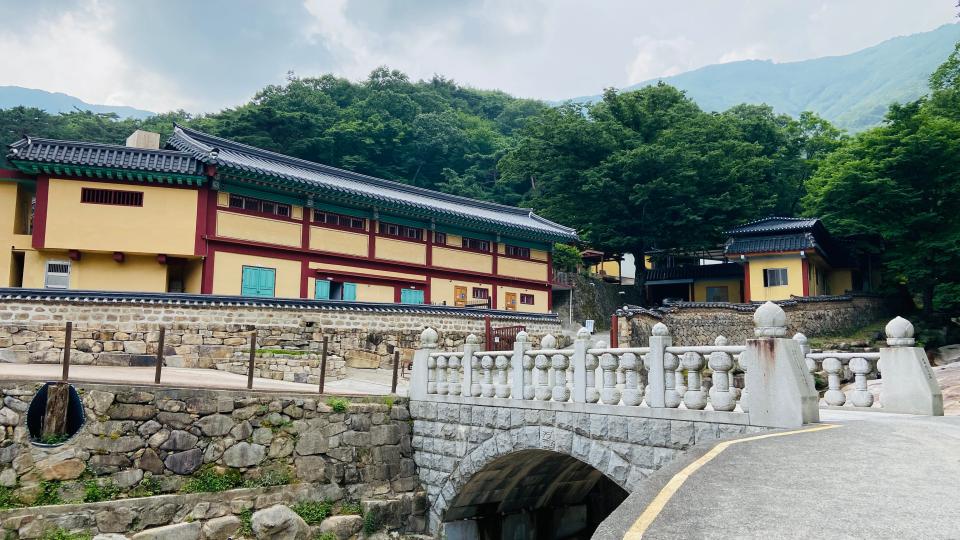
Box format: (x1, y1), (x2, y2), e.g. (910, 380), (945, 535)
(251, 504), (309, 540)
(344, 349), (382, 369)
(130, 522), (201, 540)
(201, 515), (241, 540)
(223, 442), (266, 468)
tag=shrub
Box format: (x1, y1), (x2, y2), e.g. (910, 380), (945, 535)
(82, 480), (121, 503)
(338, 500), (362, 515)
(181, 467), (243, 494)
(34, 481), (63, 506)
(326, 397), (349, 413)
(129, 477), (162, 498)
(382, 396), (395, 410)
(362, 512), (380, 534)
(248, 468), (292, 489)
(291, 500), (333, 524)
(238, 508), (253, 537)
(40, 529), (91, 540)
(315, 533), (337, 540)
(0, 486), (21, 510)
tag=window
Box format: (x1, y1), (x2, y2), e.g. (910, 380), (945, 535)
(317, 280), (357, 300)
(472, 287), (489, 299)
(240, 266), (276, 297)
(400, 288), (424, 304)
(44, 260), (70, 289)
(313, 210), (365, 230)
(705, 286), (729, 302)
(378, 222), (422, 241)
(463, 238), (490, 252)
(763, 268), (789, 287)
(505, 245), (530, 258)
(434, 232), (447, 245)
(228, 194), (291, 218)
(315, 279), (331, 300)
(81, 188), (143, 207)
(520, 293), (535, 305)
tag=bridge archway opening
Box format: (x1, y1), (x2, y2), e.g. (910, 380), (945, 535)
(442, 449), (628, 539)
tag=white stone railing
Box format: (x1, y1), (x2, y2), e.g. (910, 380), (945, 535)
(411, 304), (943, 427)
(793, 316), (944, 415)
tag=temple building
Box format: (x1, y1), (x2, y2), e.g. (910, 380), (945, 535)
(0, 126), (576, 313)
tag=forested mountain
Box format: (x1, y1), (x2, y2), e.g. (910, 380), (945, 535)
(568, 23), (960, 131)
(0, 86), (153, 119)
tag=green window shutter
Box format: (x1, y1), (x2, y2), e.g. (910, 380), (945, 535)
(400, 289), (424, 304)
(241, 267), (259, 296)
(315, 279), (331, 300)
(260, 269), (275, 297)
(342, 282), (357, 301)
(241, 267), (276, 297)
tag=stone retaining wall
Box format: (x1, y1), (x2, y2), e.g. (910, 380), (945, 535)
(621, 296), (887, 346)
(0, 382), (425, 536)
(0, 299), (560, 369)
(216, 352), (347, 384)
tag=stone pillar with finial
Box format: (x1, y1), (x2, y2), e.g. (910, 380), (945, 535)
(878, 316), (944, 415)
(740, 302), (820, 427)
(410, 327), (438, 400)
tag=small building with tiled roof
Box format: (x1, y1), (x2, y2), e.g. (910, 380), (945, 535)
(0, 128), (576, 313)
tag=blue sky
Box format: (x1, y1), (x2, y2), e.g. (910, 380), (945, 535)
(0, 0), (955, 112)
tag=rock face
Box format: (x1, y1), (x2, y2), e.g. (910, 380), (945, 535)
(222, 442), (266, 468)
(318, 515), (363, 539)
(130, 522), (201, 540)
(201, 515), (241, 540)
(251, 504), (310, 540)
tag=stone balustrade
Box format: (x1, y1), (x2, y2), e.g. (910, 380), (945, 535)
(412, 304), (945, 427)
(793, 316), (944, 415)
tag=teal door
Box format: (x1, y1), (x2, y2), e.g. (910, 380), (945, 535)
(240, 266), (275, 297)
(400, 288), (424, 304)
(315, 279), (331, 300)
(342, 282), (357, 301)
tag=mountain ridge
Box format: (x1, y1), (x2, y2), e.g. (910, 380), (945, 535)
(0, 86), (154, 119)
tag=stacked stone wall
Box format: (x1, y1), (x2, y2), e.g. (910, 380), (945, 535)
(0, 300), (560, 369)
(622, 296), (887, 346)
(0, 382), (425, 536)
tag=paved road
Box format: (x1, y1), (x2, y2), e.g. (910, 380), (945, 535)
(595, 410), (960, 539)
(0, 364), (409, 396)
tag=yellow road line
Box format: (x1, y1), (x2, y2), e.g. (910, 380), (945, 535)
(624, 423), (840, 539)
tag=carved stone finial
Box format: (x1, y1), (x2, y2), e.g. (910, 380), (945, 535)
(420, 327), (438, 347)
(792, 332), (808, 344)
(885, 316), (915, 346)
(652, 322), (669, 336)
(541, 334), (557, 349)
(595, 340), (608, 349)
(576, 327), (590, 340)
(516, 331), (528, 343)
(754, 301), (787, 337)
(714, 335), (728, 346)
(466, 334), (479, 345)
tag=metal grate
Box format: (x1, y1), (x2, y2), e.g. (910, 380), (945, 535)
(80, 187), (143, 207)
(44, 261), (70, 289)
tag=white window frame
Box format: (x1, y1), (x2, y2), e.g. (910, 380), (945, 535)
(44, 260), (71, 289)
(764, 268), (789, 287)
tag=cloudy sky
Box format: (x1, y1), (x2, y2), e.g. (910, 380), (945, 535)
(0, 1), (956, 113)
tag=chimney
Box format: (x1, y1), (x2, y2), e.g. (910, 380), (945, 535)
(125, 130), (161, 150)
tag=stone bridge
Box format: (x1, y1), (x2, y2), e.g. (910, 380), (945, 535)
(408, 302), (944, 538)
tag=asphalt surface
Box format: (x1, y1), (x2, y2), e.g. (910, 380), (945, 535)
(595, 410), (960, 539)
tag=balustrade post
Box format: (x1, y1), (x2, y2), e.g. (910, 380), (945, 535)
(494, 354), (510, 398)
(681, 352), (707, 410)
(621, 352), (643, 406)
(448, 355), (462, 396)
(585, 351), (600, 403)
(646, 322), (671, 407)
(480, 355), (495, 397)
(597, 342), (620, 405)
(512, 331), (529, 400)
(535, 335), (556, 400)
(410, 328), (438, 400)
(436, 355), (449, 395)
(822, 357), (845, 406)
(572, 328), (589, 403)
(663, 352), (681, 408)
(552, 352), (571, 402)
(849, 357), (874, 407)
(674, 360), (687, 397)
(462, 334), (479, 397)
(735, 354), (747, 411)
(878, 316), (944, 415)
(708, 336), (736, 412)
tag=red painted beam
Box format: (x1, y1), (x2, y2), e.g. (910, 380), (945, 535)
(31, 176), (49, 249)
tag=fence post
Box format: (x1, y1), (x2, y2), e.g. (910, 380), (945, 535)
(410, 328), (438, 400)
(318, 336), (329, 395)
(484, 316), (492, 351)
(154, 327), (166, 384)
(462, 334), (479, 397)
(511, 331), (529, 400)
(610, 314), (619, 348)
(645, 322), (670, 407)
(61, 321), (72, 382)
(572, 328), (589, 403)
(391, 349), (401, 395)
(247, 330), (257, 390)
(878, 316), (944, 415)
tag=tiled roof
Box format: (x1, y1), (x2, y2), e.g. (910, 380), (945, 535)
(645, 262), (744, 282)
(167, 125), (578, 242)
(725, 217), (820, 236)
(724, 233), (817, 255)
(7, 137), (204, 177)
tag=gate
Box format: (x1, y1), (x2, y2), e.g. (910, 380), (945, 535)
(484, 316), (526, 351)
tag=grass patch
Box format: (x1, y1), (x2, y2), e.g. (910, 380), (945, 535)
(40, 529), (91, 540)
(806, 319), (887, 349)
(238, 508), (253, 537)
(338, 500), (362, 515)
(257, 348), (309, 356)
(0, 485), (22, 510)
(326, 397), (349, 413)
(382, 395), (395, 410)
(181, 467), (244, 494)
(34, 480), (63, 506)
(36, 433), (71, 445)
(82, 480), (121, 503)
(362, 512), (380, 534)
(291, 500), (333, 525)
(315, 533), (337, 540)
(254, 468), (292, 488)
(129, 477), (162, 498)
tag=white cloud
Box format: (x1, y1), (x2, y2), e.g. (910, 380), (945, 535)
(626, 36), (697, 84)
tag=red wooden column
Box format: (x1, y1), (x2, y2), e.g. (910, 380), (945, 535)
(300, 206), (311, 298)
(199, 181), (219, 294)
(801, 258), (810, 296)
(742, 261), (751, 302)
(610, 314), (619, 347)
(31, 175), (49, 249)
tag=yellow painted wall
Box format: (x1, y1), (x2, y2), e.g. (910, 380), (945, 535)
(309, 227), (368, 257)
(500, 286), (549, 313)
(829, 269), (853, 295)
(216, 211), (301, 248)
(748, 256), (805, 301)
(498, 257), (548, 282)
(0, 183), (18, 287)
(530, 249), (548, 262)
(375, 237), (426, 265)
(20, 250), (48, 288)
(309, 262), (425, 282)
(597, 260), (620, 277)
(433, 247), (493, 274)
(20, 250), (168, 292)
(693, 279), (742, 303)
(45, 179), (197, 255)
(212, 252), (301, 298)
(184, 259), (204, 294)
(307, 277), (395, 302)
(444, 234), (463, 248)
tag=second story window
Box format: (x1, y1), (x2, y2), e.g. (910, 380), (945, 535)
(434, 232), (447, 245)
(313, 210), (365, 230)
(472, 287), (489, 299)
(463, 238), (490, 252)
(228, 194), (291, 218)
(505, 245), (530, 258)
(379, 222), (422, 241)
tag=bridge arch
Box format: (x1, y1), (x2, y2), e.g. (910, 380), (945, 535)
(429, 426), (636, 535)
